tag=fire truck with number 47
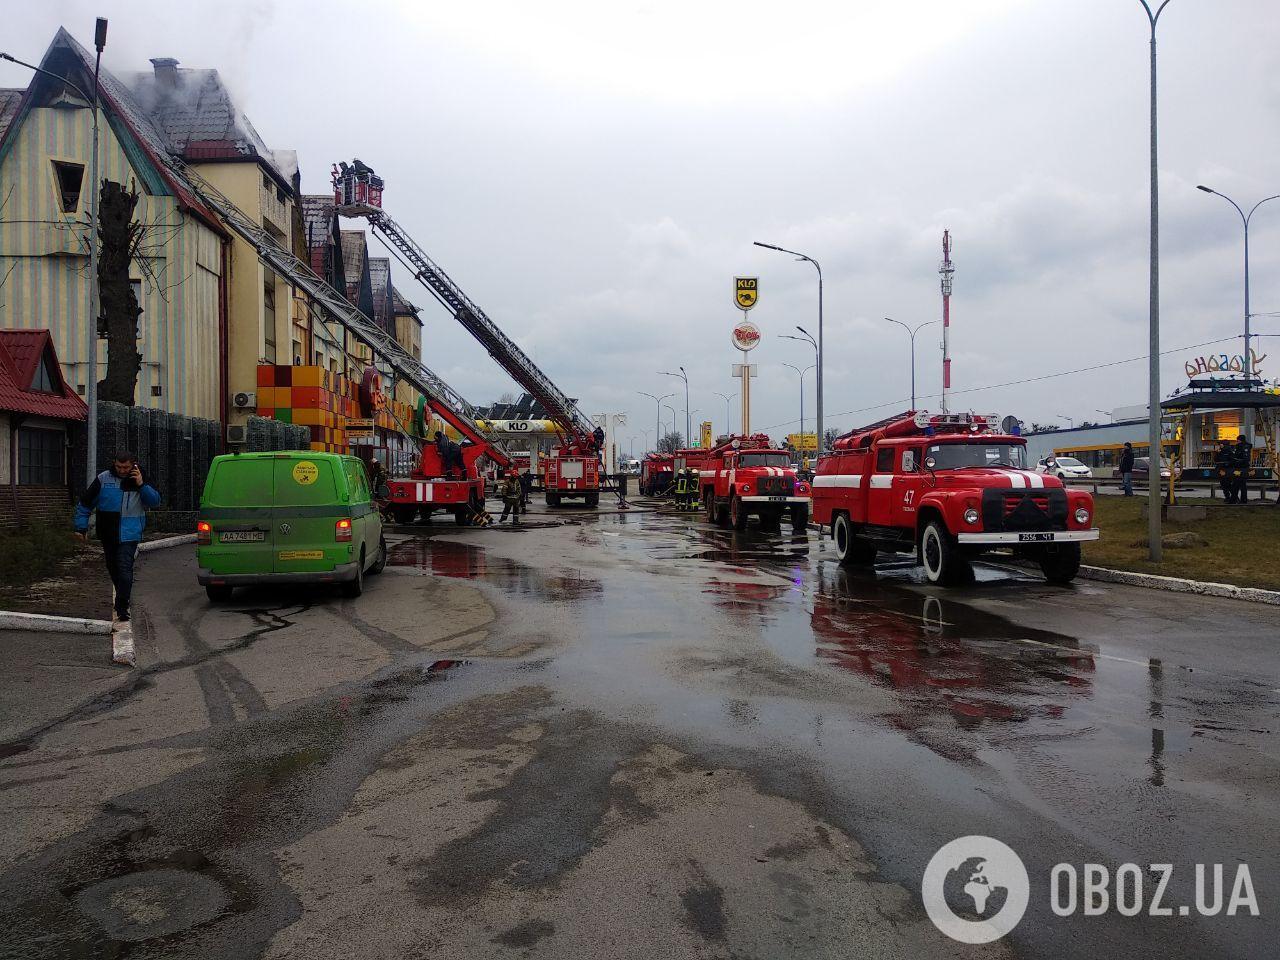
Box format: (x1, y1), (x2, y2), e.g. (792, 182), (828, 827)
(811, 412), (1099, 585)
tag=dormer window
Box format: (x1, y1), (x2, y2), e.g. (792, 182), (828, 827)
(52, 160), (84, 212)
(31, 350), (58, 393)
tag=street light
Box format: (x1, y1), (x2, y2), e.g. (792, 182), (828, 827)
(3, 16), (107, 485)
(884, 317), (940, 411)
(1096, 409), (1115, 423)
(1058, 415), (1075, 429)
(638, 391), (672, 455)
(659, 366), (690, 446)
(1138, 0), (1173, 562)
(714, 391), (736, 436)
(755, 241), (824, 453)
(1196, 183), (1279, 451)
(662, 403), (677, 446)
(782, 362), (815, 456)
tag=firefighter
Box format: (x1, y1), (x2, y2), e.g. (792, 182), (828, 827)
(1214, 440), (1236, 503)
(519, 468), (533, 514)
(434, 431), (465, 479)
(1232, 434), (1253, 503)
(675, 467), (699, 511)
(498, 469), (523, 524)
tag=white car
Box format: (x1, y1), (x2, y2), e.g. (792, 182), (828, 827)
(1035, 456), (1093, 480)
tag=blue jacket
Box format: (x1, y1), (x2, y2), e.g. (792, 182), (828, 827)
(75, 470), (161, 543)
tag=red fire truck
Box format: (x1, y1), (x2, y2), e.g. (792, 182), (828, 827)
(387, 436), (505, 525)
(811, 412), (1099, 585)
(639, 453), (674, 496)
(700, 434), (812, 533)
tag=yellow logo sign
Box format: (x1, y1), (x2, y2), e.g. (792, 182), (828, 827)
(292, 461), (319, 485)
(701, 420), (713, 449)
(278, 550), (323, 560)
(735, 276), (758, 311)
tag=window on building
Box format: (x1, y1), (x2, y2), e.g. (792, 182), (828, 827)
(52, 161), (85, 212)
(18, 427), (65, 485)
(263, 283), (277, 363)
(263, 172), (271, 190)
(292, 339), (303, 365)
(31, 350), (58, 393)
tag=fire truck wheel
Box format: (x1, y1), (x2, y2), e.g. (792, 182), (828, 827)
(920, 519), (971, 585)
(790, 504), (809, 534)
(586, 491), (600, 508)
(393, 506), (417, 525)
(1038, 542), (1081, 584)
(729, 493), (749, 531)
(453, 507), (472, 526)
(833, 514), (875, 565)
(546, 491), (561, 507)
(704, 493), (716, 522)
(369, 535), (387, 574)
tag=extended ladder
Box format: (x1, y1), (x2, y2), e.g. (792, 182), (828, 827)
(163, 158), (508, 463)
(333, 191), (594, 445)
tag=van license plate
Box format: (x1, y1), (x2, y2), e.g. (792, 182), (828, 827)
(1018, 532), (1054, 542)
(220, 531), (264, 542)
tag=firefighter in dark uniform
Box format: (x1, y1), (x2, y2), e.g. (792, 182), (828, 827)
(1232, 434), (1253, 503)
(1214, 440), (1236, 503)
(498, 469), (523, 524)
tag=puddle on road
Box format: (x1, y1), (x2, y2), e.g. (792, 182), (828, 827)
(388, 539), (601, 605)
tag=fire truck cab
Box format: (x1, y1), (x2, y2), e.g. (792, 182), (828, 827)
(701, 434), (812, 533)
(812, 411), (1099, 584)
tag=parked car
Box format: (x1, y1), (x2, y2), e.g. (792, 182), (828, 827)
(1035, 456), (1093, 480)
(197, 451), (386, 602)
(1112, 456), (1181, 481)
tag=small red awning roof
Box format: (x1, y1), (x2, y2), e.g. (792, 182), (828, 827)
(0, 329), (89, 420)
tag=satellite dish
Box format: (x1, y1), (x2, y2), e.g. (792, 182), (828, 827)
(1001, 416), (1020, 435)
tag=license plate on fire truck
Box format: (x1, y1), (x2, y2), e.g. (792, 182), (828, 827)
(766, 495), (787, 501)
(1017, 532), (1055, 542)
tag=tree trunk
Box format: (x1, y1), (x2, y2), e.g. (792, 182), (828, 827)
(97, 180), (143, 406)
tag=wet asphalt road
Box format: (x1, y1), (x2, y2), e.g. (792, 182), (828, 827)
(0, 501), (1276, 959)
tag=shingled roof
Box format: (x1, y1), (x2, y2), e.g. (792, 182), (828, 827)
(0, 330), (88, 420)
(0, 89), (23, 143)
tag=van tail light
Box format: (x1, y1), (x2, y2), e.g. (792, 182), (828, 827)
(197, 520), (212, 545)
(335, 518), (353, 542)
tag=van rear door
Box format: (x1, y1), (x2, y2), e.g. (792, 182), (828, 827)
(201, 457), (275, 574)
(272, 457), (345, 575)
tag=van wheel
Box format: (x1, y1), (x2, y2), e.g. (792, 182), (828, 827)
(206, 584), (233, 603)
(729, 493), (749, 531)
(790, 503), (809, 534)
(369, 535), (387, 575)
(342, 548), (365, 598)
(1039, 542), (1081, 584)
(834, 514), (876, 565)
(920, 520), (971, 585)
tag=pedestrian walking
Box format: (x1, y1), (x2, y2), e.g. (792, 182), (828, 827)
(1118, 442), (1135, 497)
(74, 452), (161, 623)
(498, 469), (523, 524)
(1232, 434), (1253, 503)
(1214, 441), (1236, 503)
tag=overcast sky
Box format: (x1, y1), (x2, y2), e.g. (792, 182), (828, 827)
(6, 1), (1280, 447)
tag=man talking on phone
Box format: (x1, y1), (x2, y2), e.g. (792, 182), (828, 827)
(74, 451), (162, 623)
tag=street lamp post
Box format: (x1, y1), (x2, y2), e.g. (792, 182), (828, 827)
(659, 367), (690, 447)
(884, 317), (940, 411)
(755, 242), (824, 453)
(662, 404), (677, 446)
(638, 392), (672, 456)
(1138, 0), (1173, 562)
(714, 391), (736, 436)
(1059, 415), (1075, 429)
(2, 17), (107, 485)
(1096, 409), (1115, 423)
(782, 362), (815, 455)
(1196, 184), (1279, 458)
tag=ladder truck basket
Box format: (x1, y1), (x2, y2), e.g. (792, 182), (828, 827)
(332, 161), (384, 211)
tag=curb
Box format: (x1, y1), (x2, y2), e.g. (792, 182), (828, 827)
(138, 533), (195, 553)
(1074, 565), (1280, 606)
(0, 611), (113, 635)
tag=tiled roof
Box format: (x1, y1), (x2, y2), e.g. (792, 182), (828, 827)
(300, 194), (337, 275)
(340, 231), (367, 300)
(119, 65), (289, 184)
(391, 285), (420, 318)
(0, 89), (23, 143)
(0, 330), (88, 420)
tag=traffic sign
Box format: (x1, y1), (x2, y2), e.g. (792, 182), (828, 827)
(735, 277), (758, 311)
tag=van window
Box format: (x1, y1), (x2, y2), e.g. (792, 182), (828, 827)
(875, 447), (894, 472)
(345, 461), (369, 502)
(205, 458), (273, 505)
(272, 458), (338, 506)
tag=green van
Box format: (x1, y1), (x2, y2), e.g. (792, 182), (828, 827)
(197, 451), (386, 602)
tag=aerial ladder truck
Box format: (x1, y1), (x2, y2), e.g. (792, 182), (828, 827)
(150, 156), (512, 523)
(332, 161), (604, 508)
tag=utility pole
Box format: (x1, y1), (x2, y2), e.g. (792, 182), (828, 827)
(939, 231), (954, 414)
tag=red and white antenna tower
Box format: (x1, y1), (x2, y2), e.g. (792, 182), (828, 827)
(939, 230), (955, 413)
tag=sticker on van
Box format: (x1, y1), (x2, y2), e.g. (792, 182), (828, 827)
(278, 550), (324, 560)
(292, 461), (319, 485)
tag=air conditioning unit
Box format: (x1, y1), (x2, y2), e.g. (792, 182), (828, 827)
(232, 391), (256, 409)
(227, 424), (247, 445)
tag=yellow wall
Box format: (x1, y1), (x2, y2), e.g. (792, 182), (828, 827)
(0, 105), (223, 419)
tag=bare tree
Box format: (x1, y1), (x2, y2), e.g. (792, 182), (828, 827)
(658, 431), (684, 453)
(96, 179), (143, 405)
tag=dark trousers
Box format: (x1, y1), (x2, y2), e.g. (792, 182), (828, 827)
(102, 539), (139, 618)
(500, 499), (520, 522)
(1236, 474), (1248, 502)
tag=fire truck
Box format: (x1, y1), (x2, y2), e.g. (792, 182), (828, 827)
(700, 434), (812, 533)
(386, 430), (508, 526)
(811, 411), (1099, 585)
(639, 453), (674, 496)
(333, 161), (603, 508)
